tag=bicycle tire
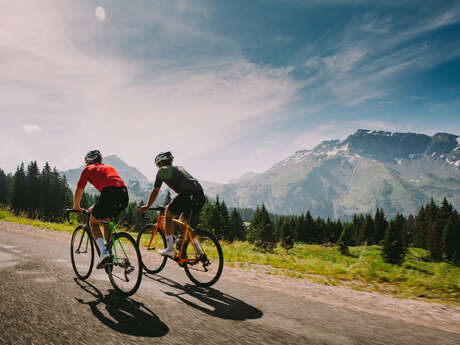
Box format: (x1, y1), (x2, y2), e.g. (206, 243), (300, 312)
(106, 232), (142, 296)
(70, 225), (94, 280)
(182, 229), (224, 287)
(136, 223), (168, 274)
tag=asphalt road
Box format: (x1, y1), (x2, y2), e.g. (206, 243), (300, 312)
(0, 226), (459, 345)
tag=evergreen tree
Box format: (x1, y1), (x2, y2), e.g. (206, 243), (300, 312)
(298, 211), (314, 243)
(230, 208), (246, 241)
(405, 214), (415, 247)
(40, 163), (52, 220)
(382, 213), (405, 265)
(439, 197), (453, 232)
(373, 208), (387, 245)
(280, 220), (295, 254)
(11, 163), (27, 214)
(25, 161), (40, 217)
(442, 212), (460, 264)
(337, 224), (351, 255)
(0, 169), (10, 205)
(359, 214), (374, 245)
(248, 205), (275, 251)
(219, 200), (231, 241)
(413, 205), (428, 249)
(428, 221), (443, 261)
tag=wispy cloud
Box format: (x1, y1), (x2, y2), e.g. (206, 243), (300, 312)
(23, 124), (42, 134)
(297, 3), (460, 107)
(0, 1), (302, 181)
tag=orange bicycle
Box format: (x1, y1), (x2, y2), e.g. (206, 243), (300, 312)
(136, 207), (223, 287)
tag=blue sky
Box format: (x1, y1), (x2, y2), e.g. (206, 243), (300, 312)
(1, 0), (459, 182)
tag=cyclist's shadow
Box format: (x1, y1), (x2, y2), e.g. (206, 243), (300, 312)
(144, 274), (263, 321)
(74, 278), (169, 338)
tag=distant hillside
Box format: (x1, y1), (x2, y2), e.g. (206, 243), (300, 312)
(205, 130), (460, 218)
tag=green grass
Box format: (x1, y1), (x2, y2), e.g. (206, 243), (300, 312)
(223, 241), (460, 305)
(1, 208), (459, 305)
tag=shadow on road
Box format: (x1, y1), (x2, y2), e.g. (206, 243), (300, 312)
(144, 273), (263, 321)
(74, 278), (169, 338)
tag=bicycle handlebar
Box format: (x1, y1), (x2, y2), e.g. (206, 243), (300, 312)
(64, 208), (89, 225)
(148, 207), (165, 212)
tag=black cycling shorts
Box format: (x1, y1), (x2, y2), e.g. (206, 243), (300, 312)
(167, 189), (205, 227)
(92, 186), (129, 220)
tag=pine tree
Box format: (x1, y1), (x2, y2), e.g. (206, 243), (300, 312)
(382, 213), (405, 265)
(374, 208), (387, 245)
(248, 205), (275, 251)
(280, 220), (295, 254)
(439, 197), (453, 233)
(0, 169), (10, 205)
(428, 221), (443, 261)
(337, 224), (351, 255)
(25, 161), (41, 217)
(40, 163), (52, 220)
(442, 212), (460, 264)
(230, 208), (246, 241)
(247, 206), (261, 244)
(359, 214), (374, 245)
(219, 201), (231, 241)
(413, 205), (428, 249)
(12, 163), (27, 214)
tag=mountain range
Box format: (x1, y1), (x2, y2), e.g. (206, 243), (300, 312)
(62, 130), (460, 218)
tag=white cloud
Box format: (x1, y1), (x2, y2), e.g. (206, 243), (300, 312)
(0, 1), (301, 181)
(23, 124), (42, 134)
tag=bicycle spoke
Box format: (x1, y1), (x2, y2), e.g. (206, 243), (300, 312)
(70, 226), (94, 280)
(182, 230), (223, 287)
(136, 223), (167, 274)
(107, 233), (142, 296)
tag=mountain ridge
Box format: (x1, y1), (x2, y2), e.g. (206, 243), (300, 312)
(205, 129), (460, 218)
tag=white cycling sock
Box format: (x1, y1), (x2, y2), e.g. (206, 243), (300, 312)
(96, 237), (107, 254)
(166, 235), (174, 250)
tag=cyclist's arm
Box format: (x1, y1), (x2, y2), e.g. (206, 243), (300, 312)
(73, 187), (84, 212)
(146, 187), (160, 208)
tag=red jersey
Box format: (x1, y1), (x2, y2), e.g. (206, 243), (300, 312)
(77, 164), (126, 192)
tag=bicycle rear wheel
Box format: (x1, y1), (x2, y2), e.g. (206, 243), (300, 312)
(182, 229), (224, 287)
(107, 232), (142, 296)
(136, 223), (167, 274)
(70, 225), (94, 280)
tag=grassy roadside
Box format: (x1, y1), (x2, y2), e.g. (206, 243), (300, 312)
(1, 209), (459, 305)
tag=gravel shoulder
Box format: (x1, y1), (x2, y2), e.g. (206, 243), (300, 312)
(1, 220), (459, 334)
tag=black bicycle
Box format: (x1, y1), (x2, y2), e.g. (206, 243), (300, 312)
(66, 208), (142, 296)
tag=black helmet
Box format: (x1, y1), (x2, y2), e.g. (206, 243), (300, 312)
(155, 151), (173, 166)
(85, 150), (102, 165)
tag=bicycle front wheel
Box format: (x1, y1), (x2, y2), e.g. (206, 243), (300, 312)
(107, 232), (142, 296)
(136, 223), (167, 274)
(182, 230), (224, 287)
(70, 225), (94, 280)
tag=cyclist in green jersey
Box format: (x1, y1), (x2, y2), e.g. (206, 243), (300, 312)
(139, 152), (206, 257)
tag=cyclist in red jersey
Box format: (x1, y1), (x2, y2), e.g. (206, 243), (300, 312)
(73, 150), (129, 268)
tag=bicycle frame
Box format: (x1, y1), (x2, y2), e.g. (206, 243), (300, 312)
(107, 221), (131, 266)
(70, 210), (129, 266)
(146, 215), (199, 264)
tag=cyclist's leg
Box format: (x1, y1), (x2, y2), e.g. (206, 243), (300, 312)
(159, 193), (188, 256)
(91, 189), (116, 267)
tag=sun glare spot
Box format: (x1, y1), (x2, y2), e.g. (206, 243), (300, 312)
(23, 124), (42, 134)
(95, 6), (106, 21)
